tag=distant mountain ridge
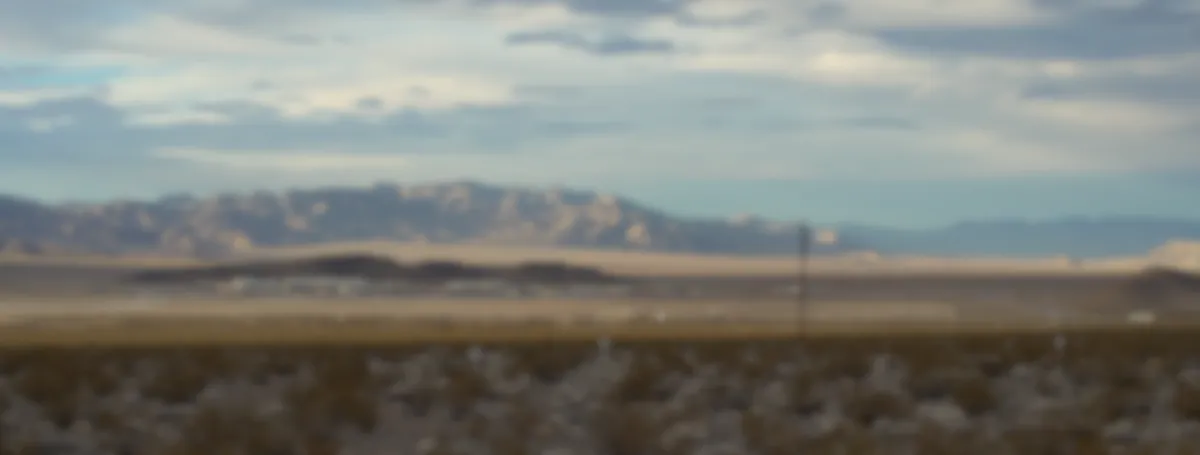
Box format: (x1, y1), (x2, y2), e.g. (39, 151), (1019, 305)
(0, 181), (1197, 259)
(0, 182), (833, 257)
(837, 217), (1200, 258)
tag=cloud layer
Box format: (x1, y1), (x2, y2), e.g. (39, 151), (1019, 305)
(1, 0), (1197, 209)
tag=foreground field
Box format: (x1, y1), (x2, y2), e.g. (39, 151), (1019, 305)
(3, 330), (1200, 454)
(0, 291), (1193, 453)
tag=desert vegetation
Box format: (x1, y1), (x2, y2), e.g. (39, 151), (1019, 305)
(3, 331), (1200, 454)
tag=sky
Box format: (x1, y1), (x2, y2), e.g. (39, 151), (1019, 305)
(1, 0), (1198, 228)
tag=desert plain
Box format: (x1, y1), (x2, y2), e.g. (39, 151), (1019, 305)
(0, 240), (1182, 342)
(1, 243), (1199, 454)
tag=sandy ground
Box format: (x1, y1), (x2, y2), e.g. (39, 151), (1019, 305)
(0, 260), (1136, 302)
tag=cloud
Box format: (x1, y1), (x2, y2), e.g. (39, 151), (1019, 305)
(820, 0), (1051, 28)
(0, 0), (1196, 207)
(152, 147), (411, 172)
(473, 0), (695, 17)
(870, 0), (1200, 59)
(1018, 55), (1200, 108)
(669, 29), (939, 89)
(1006, 97), (1190, 133)
(505, 30), (677, 55)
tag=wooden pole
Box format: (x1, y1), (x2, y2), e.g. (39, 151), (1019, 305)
(797, 223), (812, 325)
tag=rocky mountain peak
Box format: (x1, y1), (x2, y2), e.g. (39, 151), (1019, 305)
(0, 181), (825, 258)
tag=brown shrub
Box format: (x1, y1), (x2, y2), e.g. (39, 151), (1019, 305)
(1086, 387), (1143, 424)
(141, 358), (214, 405)
(512, 344), (586, 384)
(741, 411), (801, 455)
(899, 339), (963, 378)
(1173, 380), (1200, 420)
(912, 424), (979, 455)
(949, 374), (998, 417)
(12, 357), (86, 429)
(594, 403), (676, 455)
(843, 386), (914, 427)
(441, 361), (495, 417)
(1004, 427), (1112, 455)
(797, 425), (878, 455)
(284, 379), (379, 433)
(164, 403), (298, 455)
(86, 407), (126, 433)
(815, 349), (871, 381)
(608, 357), (671, 403)
(484, 401), (541, 455)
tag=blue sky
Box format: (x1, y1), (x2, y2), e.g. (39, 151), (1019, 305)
(0, 0), (1198, 227)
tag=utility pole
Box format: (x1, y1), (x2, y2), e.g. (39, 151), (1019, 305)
(797, 222), (813, 331)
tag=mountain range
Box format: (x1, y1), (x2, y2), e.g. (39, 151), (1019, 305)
(0, 181), (1197, 259)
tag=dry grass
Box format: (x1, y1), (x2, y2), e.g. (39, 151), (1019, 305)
(2, 307), (1199, 348)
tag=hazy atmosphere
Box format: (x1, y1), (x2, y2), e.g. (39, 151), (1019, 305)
(1, 0), (1199, 226)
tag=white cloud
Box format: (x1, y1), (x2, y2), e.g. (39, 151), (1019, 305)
(679, 0), (1050, 29)
(126, 109), (230, 126)
(25, 115), (74, 132)
(834, 0), (1051, 28)
(153, 147), (410, 172)
(664, 27), (939, 90)
(0, 87), (95, 106)
(650, 15), (1200, 145)
(1005, 97), (1191, 134)
(101, 14), (297, 58)
(683, 0), (765, 21)
(72, 3), (673, 120)
(106, 63), (516, 120)
(0, 0), (1196, 196)
(642, 15), (1096, 101)
(93, 19), (519, 116)
(929, 128), (1105, 174)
